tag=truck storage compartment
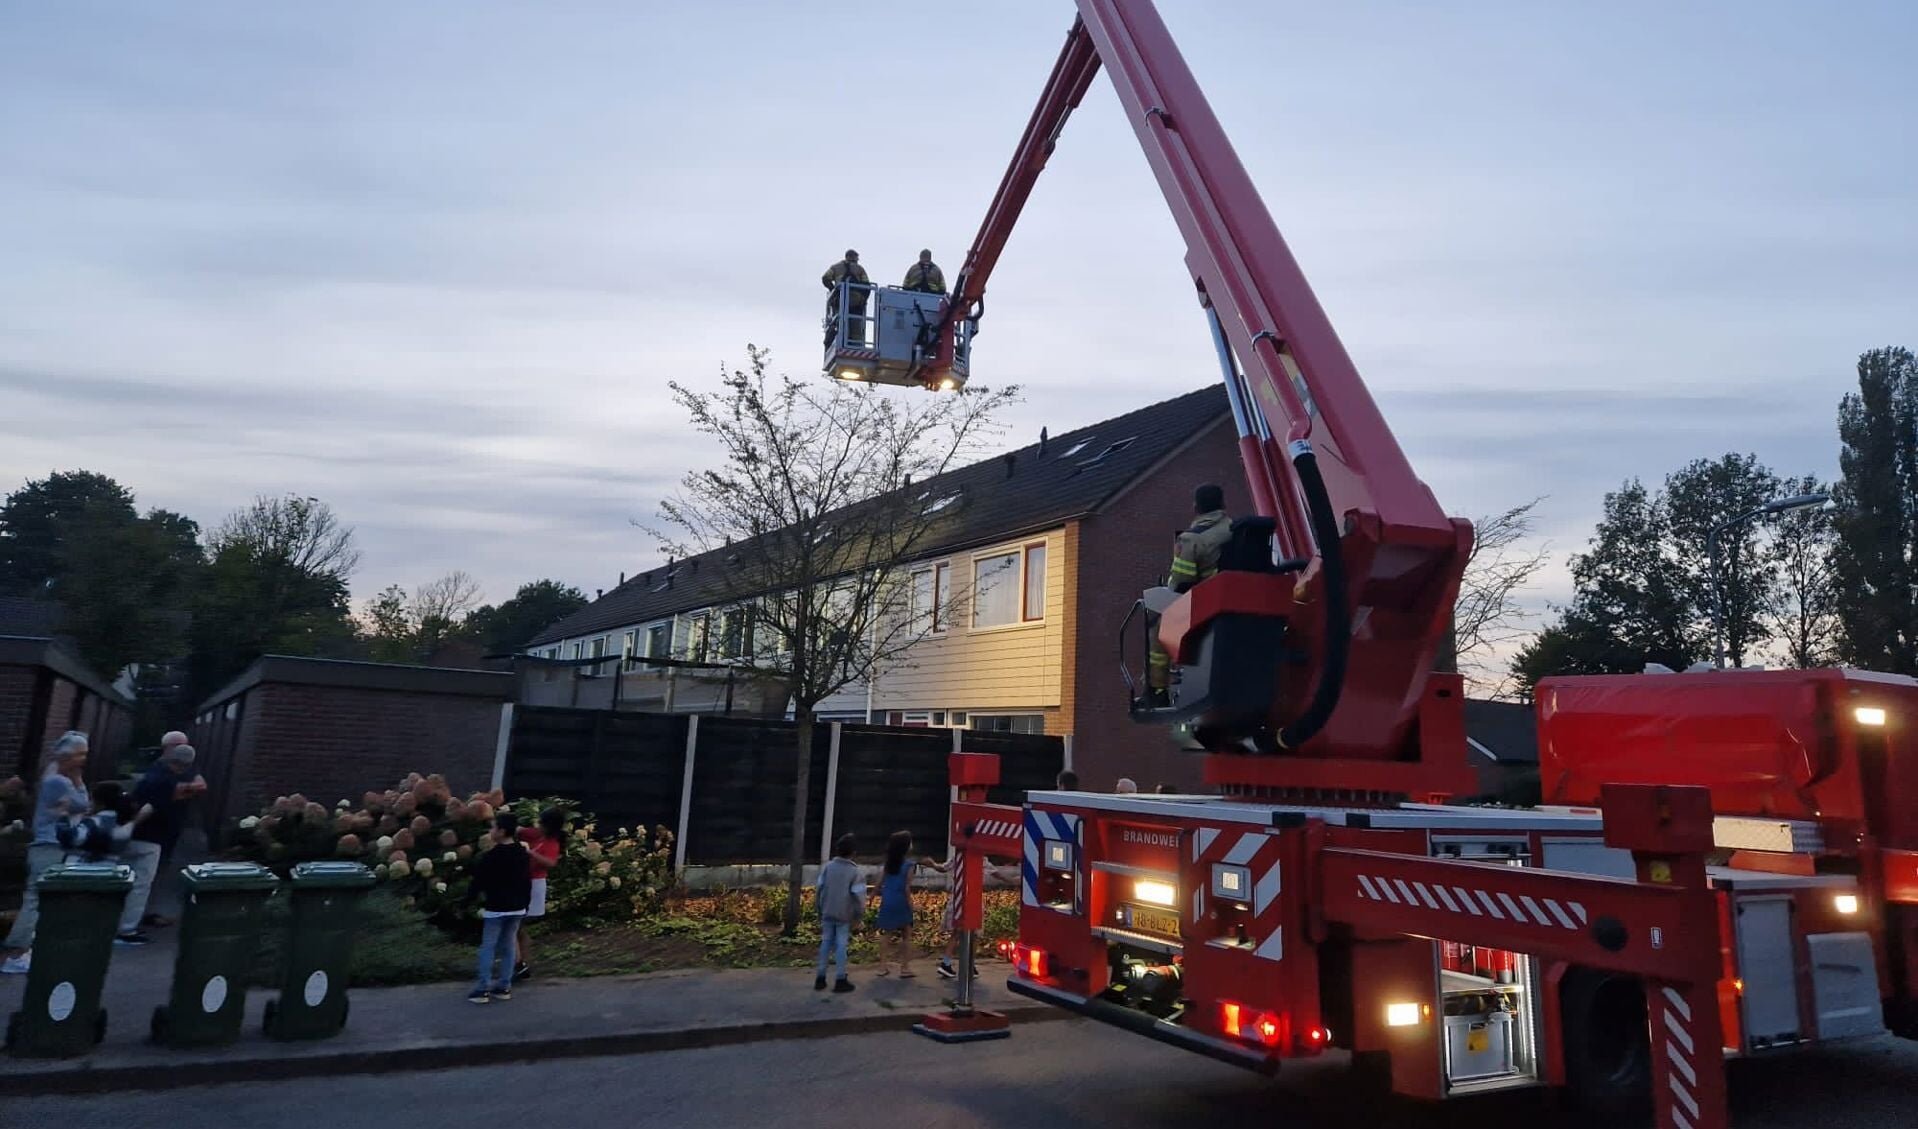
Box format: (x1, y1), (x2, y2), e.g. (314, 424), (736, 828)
(1536, 669), (1918, 824)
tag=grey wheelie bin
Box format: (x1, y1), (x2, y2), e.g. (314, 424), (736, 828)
(263, 860), (375, 1040)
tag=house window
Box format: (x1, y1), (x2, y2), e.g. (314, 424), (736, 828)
(1023, 543), (1047, 621)
(589, 636), (607, 659)
(645, 623), (670, 660)
(685, 614), (710, 662)
(912, 562), (950, 633)
(718, 607), (752, 661)
(621, 631), (639, 671)
(971, 714), (1046, 735)
(972, 551), (1021, 628)
(568, 642), (583, 660)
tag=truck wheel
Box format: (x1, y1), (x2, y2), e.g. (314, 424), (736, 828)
(1558, 969), (1650, 1119)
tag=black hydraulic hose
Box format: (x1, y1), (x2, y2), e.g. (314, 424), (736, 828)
(1276, 440), (1349, 750)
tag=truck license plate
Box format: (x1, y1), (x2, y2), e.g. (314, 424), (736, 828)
(1126, 904), (1181, 937)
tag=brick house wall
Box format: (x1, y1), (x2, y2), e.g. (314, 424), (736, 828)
(192, 656), (512, 836)
(1068, 417), (1246, 791)
(1, 636), (134, 782)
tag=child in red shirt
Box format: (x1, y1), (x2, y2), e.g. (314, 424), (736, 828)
(514, 807), (566, 980)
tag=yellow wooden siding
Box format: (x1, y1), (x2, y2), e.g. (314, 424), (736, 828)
(869, 527), (1068, 711)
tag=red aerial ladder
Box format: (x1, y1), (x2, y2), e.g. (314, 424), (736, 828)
(905, 5), (1911, 1129)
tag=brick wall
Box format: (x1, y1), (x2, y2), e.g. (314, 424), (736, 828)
(0, 664), (38, 780)
(2, 658), (132, 783)
(195, 681), (506, 832)
(1069, 418), (1246, 791)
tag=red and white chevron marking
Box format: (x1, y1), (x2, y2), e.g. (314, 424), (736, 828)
(1351, 872), (1589, 930)
(1656, 985), (1702, 1129)
(968, 817), (1021, 843)
(1191, 826), (1285, 962)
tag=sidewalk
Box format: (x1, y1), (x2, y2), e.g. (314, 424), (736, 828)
(0, 925), (1059, 1095)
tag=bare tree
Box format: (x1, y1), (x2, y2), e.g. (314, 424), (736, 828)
(648, 347), (1018, 934)
(411, 569), (483, 649)
(1767, 475), (1839, 668)
(1454, 497), (1551, 698)
(211, 495), (361, 582)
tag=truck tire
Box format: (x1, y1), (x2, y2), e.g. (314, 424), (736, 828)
(1558, 969), (1651, 1120)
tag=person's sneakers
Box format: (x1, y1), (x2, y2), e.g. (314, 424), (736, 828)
(937, 959), (957, 979)
(0, 952), (29, 975)
(831, 978), (856, 994)
(814, 975), (828, 991)
(493, 987), (513, 1001)
(113, 931), (153, 947)
(467, 989), (491, 1005)
(514, 962), (531, 981)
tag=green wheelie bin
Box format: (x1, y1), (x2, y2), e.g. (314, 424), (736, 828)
(5, 861), (133, 1057)
(151, 862), (280, 1047)
(263, 860), (375, 1040)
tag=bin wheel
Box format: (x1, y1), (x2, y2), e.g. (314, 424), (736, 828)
(1558, 969), (1651, 1120)
(151, 1006), (167, 1044)
(340, 996), (349, 1030)
(263, 998), (278, 1038)
(6, 1011), (20, 1049)
(94, 1008), (108, 1045)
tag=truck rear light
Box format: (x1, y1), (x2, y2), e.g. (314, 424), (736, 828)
(1856, 706), (1887, 727)
(1253, 1011), (1285, 1047)
(1220, 1001), (1243, 1037)
(996, 939), (1014, 960)
(1012, 943), (1048, 978)
(1386, 1002), (1421, 1027)
(1305, 1025), (1329, 1048)
(1835, 894), (1860, 915)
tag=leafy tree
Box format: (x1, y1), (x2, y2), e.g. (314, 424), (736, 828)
(1663, 453), (1781, 669)
(1451, 497), (1549, 697)
(190, 495), (360, 692)
(1767, 474), (1839, 668)
(649, 347), (1017, 935)
(56, 505), (204, 675)
(465, 579), (590, 655)
(1511, 479), (1699, 697)
(361, 584), (416, 663)
(1832, 346), (1918, 674)
(0, 470), (136, 595)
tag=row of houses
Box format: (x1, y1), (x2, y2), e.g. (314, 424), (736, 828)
(523, 384), (1247, 791)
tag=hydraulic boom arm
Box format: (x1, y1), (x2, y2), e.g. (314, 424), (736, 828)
(932, 2), (1473, 794)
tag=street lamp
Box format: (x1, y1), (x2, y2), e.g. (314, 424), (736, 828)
(1709, 492), (1831, 669)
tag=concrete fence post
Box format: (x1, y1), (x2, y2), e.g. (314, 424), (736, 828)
(674, 714), (700, 873)
(490, 703), (515, 792)
(819, 721), (844, 864)
(1062, 733), (1074, 773)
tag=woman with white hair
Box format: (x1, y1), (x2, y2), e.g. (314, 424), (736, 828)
(1, 731), (91, 975)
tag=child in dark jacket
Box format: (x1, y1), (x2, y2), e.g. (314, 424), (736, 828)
(465, 811), (532, 1004)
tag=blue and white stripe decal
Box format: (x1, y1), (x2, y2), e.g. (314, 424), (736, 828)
(1022, 807), (1082, 914)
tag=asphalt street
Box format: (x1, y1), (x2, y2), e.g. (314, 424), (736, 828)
(11, 1016), (1918, 1129)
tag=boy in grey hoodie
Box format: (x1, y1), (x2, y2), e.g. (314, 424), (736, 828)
(814, 833), (865, 992)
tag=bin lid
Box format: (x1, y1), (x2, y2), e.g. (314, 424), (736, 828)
(288, 860), (377, 889)
(37, 861), (134, 892)
(181, 861), (281, 892)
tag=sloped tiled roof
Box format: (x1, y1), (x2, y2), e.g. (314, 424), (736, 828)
(0, 597), (65, 638)
(529, 384), (1230, 647)
(1464, 698), (1538, 764)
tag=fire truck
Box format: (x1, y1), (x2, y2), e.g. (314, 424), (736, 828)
(874, 5), (1918, 1129)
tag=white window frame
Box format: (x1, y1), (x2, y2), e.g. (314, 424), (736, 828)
(644, 621), (670, 660)
(970, 713), (1047, 735)
(621, 631), (639, 672)
(911, 560), (951, 635)
(969, 540), (1046, 633)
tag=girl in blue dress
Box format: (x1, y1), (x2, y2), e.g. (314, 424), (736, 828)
(875, 830), (918, 978)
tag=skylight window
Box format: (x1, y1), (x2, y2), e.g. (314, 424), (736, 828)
(1058, 439), (1091, 459)
(926, 492), (962, 514)
(1078, 436), (1138, 466)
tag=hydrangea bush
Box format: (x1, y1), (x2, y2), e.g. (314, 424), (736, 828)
(229, 773), (674, 925)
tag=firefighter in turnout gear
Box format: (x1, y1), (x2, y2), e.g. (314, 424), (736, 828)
(822, 249), (871, 345)
(1146, 484), (1233, 707)
(902, 249), (946, 294)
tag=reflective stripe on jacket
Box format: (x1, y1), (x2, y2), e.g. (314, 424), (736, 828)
(1169, 510), (1232, 592)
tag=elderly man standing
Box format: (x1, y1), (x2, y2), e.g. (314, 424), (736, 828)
(119, 733), (206, 941)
